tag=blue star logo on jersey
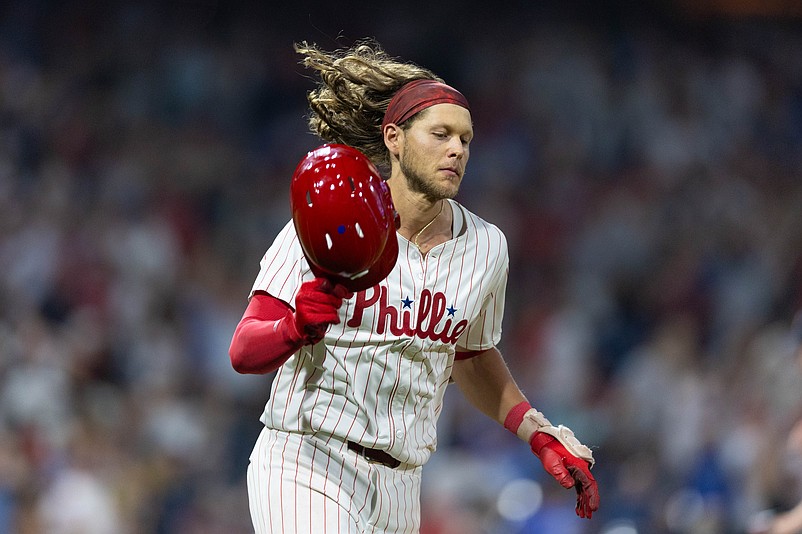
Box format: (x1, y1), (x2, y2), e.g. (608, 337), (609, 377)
(447, 305), (457, 317)
(401, 296), (414, 308)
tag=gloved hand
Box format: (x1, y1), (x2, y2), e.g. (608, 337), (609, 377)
(290, 278), (353, 344)
(530, 432), (599, 519)
(504, 401), (599, 519)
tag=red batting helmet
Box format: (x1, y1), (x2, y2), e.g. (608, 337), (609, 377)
(290, 144), (399, 292)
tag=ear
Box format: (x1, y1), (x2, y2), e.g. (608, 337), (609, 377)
(383, 123), (402, 156)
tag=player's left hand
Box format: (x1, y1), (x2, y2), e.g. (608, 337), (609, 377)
(292, 278), (353, 344)
(530, 432), (599, 519)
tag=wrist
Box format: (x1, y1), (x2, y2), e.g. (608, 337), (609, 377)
(504, 401), (553, 443)
(503, 401), (595, 468)
(503, 401), (555, 457)
(276, 312), (306, 346)
(503, 401), (532, 435)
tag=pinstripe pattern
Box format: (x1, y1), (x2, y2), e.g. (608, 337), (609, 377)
(248, 427), (423, 533)
(246, 199), (508, 532)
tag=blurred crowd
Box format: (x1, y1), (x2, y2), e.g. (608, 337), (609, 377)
(1, 1), (801, 533)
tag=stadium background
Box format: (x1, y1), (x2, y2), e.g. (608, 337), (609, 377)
(1, 1), (802, 532)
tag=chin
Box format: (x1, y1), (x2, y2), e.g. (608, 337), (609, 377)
(444, 182), (461, 198)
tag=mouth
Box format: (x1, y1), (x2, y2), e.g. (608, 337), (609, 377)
(440, 167), (461, 179)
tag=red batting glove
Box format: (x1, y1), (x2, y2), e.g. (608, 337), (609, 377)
(290, 278), (353, 344)
(504, 401), (599, 519)
(530, 432), (599, 519)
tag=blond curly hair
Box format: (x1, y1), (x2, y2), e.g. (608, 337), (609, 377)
(295, 39), (441, 171)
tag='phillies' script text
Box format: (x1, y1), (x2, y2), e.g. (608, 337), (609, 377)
(347, 286), (468, 344)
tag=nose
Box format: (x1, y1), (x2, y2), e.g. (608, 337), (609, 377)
(447, 137), (465, 159)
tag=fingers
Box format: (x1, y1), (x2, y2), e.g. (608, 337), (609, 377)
(293, 278), (354, 344)
(331, 283), (354, 300)
(313, 277), (333, 292)
(305, 278), (353, 301)
(305, 291), (346, 310)
(567, 465), (599, 519)
(577, 493), (593, 519)
(533, 436), (599, 519)
(299, 279), (352, 309)
(539, 448), (576, 489)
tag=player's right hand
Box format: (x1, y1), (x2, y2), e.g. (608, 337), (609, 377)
(291, 278), (353, 344)
(530, 432), (599, 519)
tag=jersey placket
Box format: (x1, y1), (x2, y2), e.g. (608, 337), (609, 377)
(389, 245), (443, 457)
(387, 248), (423, 454)
(409, 248), (426, 285)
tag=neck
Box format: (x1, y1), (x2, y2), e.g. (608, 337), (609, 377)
(412, 201), (444, 248)
(387, 175), (439, 231)
(395, 198), (452, 255)
(394, 196), (446, 237)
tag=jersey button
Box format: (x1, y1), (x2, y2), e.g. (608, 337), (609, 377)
(395, 429), (404, 439)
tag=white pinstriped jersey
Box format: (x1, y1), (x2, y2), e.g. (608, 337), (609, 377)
(250, 199), (509, 467)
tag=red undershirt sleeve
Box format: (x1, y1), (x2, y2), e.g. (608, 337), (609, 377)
(228, 291), (305, 375)
(454, 349), (485, 360)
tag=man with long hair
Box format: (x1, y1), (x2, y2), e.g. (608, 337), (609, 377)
(229, 39), (599, 533)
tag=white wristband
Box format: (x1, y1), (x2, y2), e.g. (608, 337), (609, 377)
(518, 408), (595, 468)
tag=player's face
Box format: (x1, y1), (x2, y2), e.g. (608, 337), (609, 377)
(399, 104), (473, 202)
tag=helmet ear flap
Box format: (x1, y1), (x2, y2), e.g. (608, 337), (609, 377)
(290, 144), (399, 292)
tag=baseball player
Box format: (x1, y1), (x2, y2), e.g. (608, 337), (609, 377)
(229, 39), (599, 534)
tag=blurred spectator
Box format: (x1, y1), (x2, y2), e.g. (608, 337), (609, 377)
(750, 312), (802, 534)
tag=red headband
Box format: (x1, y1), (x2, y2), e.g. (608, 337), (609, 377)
(381, 79), (470, 130)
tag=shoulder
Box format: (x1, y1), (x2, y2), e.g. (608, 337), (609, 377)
(259, 220), (306, 269)
(452, 200), (508, 252)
